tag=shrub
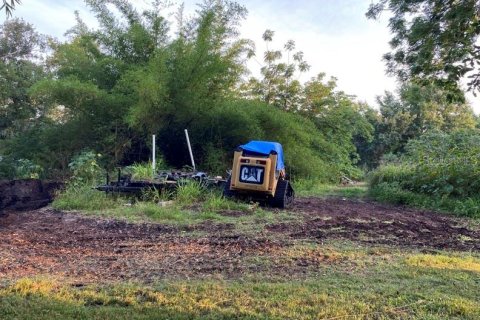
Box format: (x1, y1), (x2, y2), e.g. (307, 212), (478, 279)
(68, 151), (103, 186)
(193, 100), (359, 182)
(368, 164), (414, 188)
(0, 156), (43, 179)
(368, 129), (480, 217)
(369, 182), (480, 218)
(404, 130), (480, 197)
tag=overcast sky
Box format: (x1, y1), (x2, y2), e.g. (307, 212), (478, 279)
(4, 0), (479, 112)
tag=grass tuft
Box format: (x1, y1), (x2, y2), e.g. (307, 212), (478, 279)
(52, 184), (123, 211)
(175, 180), (205, 205)
(406, 254), (480, 273)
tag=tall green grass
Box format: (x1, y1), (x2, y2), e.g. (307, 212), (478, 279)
(368, 164), (480, 218)
(52, 180), (248, 224)
(52, 184), (123, 211)
(369, 181), (480, 218)
(175, 181), (205, 205)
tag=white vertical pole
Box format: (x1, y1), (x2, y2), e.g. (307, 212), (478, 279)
(152, 134), (156, 177)
(184, 129), (196, 171)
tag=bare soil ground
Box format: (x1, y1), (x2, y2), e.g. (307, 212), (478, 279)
(272, 198), (480, 251)
(1, 198), (479, 283)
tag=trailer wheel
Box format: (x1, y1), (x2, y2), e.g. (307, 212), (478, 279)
(270, 179), (294, 208)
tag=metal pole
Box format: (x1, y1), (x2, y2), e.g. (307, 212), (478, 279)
(152, 134), (156, 177)
(184, 129), (196, 171)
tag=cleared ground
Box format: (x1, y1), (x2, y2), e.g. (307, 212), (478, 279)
(1, 195), (480, 319)
(1, 197), (479, 283)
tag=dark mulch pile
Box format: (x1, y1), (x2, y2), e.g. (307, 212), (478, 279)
(0, 208), (285, 283)
(266, 197), (480, 251)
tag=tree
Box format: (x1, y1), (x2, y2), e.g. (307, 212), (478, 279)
(23, 0), (158, 170)
(124, 0), (253, 166)
(239, 30), (309, 111)
(1, 0), (20, 17)
(240, 32), (375, 177)
(14, 0), (254, 172)
(0, 1), (380, 181)
(364, 82), (477, 168)
(367, 0), (480, 96)
(301, 74), (374, 176)
(0, 18), (47, 139)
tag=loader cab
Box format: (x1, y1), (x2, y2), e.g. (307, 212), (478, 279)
(224, 141), (294, 208)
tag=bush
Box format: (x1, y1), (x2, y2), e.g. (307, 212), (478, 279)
(404, 130), (480, 197)
(368, 164), (414, 188)
(368, 129), (480, 217)
(0, 156), (43, 179)
(68, 151), (103, 186)
(191, 100), (359, 182)
(369, 182), (480, 218)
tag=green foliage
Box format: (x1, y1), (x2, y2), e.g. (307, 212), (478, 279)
(367, 0), (480, 94)
(0, 1), (441, 183)
(368, 164), (414, 188)
(0, 18), (47, 139)
(126, 159), (167, 181)
(127, 163), (154, 180)
(175, 181), (205, 205)
(239, 30), (309, 110)
(15, 159), (43, 179)
(369, 130), (480, 217)
(202, 99), (361, 181)
(53, 177), (241, 223)
(405, 130), (480, 197)
(239, 35), (374, 177)
(370, 182), (480, 218)
(140, 186), (173, 203)
(299, 75), (374, 177)
(0, 155), (15, 178)
(52, 184), (121, 211)
(0, 156), (43, 179)
(68, 151), (103, 186)
(359, 82), (477, 168)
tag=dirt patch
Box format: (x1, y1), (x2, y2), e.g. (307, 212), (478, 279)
(266, 197), (480, 251)
(1, 198), (479, 283)
(0, 208), (286, 283)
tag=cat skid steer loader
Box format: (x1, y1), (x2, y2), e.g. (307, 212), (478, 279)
(223, 141), (294, 208)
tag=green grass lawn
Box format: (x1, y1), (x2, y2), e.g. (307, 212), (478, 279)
(293, 180), (368, 198)
(1, 243), (479, 319)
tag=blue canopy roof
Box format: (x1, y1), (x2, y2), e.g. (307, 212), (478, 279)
(239, 141), (285, 171)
